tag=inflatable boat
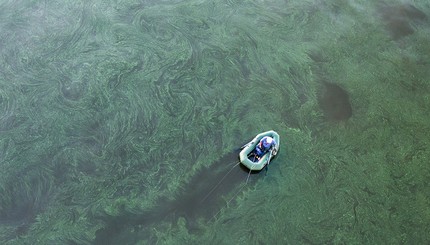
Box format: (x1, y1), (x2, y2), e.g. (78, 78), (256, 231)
(239, 130), (280, 171)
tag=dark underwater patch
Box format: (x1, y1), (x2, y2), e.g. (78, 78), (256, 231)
(379, 3), (427, 40)
(0, 171), (52, 239)
(318, 82), (352, 122)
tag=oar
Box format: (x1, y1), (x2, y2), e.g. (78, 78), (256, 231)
(265, 149), (273, 175)
(240, 141), (251, 150)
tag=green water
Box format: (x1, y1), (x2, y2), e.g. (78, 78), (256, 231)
(1, 0), (429, 244)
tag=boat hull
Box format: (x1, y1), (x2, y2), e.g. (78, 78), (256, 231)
(239, 130), (280, 171)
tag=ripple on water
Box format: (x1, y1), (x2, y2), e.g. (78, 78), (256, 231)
(61, 80), (87, 101)
(59, 68), (90, 102)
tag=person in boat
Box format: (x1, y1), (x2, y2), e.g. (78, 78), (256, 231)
(253, 136), (276, 160)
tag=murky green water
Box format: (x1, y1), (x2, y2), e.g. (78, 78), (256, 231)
(1, 0), (429, 244)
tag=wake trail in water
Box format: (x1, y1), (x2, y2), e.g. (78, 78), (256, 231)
(94, 149), (256, 244)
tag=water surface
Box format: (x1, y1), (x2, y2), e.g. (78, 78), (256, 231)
(1, 0), (429, 244)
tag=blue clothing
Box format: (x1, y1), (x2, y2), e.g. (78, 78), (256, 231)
(255, 136), (276, 158)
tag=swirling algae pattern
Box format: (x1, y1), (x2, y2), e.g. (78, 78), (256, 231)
(0, 0), (312, 242)
(1, 0), (429, 244)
